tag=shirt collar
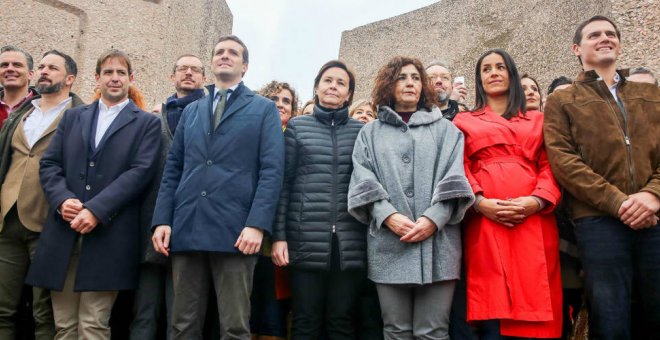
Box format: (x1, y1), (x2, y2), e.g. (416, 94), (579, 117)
(214, 83), (239, 99)
(98, 98), (130, 114)
(0, 90), (34, 109)
(597, 71), (621, 91)
(31, 96), (72, 113)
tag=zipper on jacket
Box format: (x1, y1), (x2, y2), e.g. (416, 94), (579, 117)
(598, 81), (635, 192)
(331, 118), (338, 233)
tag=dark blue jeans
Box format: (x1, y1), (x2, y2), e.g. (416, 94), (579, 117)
(575, 216), (660, 340)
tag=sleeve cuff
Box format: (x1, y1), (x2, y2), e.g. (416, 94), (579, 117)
(370, 200), (398, 230)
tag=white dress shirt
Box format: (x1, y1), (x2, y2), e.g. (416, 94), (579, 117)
(598, 72), (621, 99)
(96, 99), (130, 147)
(23, 97), (72, 148)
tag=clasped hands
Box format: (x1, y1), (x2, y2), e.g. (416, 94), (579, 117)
(618, 192), (660, 230)
(477, 196), (541, 227)
(152, 225), (263, 257)
(384, 213), (438, 242)
(60, 198), (99, 234)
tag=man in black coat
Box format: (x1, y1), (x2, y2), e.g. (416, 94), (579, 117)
(26, 49), (161, 340)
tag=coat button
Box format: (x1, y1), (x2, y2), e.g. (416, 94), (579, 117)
(206, 160), (212, 166)
(402, 155), (410, 163)
(89, 161), (95, 167)
(28, 153), (34, 157)
(201, 191), (207, 197)
(405, 190), (414, 197)
(85, 185), (91, 191)
(401, 127), (407, 132)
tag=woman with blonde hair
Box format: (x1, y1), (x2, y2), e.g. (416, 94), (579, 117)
(349, 99), (376, 124)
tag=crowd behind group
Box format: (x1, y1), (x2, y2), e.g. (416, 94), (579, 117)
(0, 14), (659, 340)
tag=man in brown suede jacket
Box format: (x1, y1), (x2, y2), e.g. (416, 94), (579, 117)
(544, 15), (660, 340)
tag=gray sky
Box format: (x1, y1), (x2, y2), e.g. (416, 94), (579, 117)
(226, 0), (438, 105)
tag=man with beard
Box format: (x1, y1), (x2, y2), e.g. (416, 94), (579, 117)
(0, 50), (83, 340)
(0, 45), (37, 126)
(129, 54), (207, 340)
(426, 60), (462, 121)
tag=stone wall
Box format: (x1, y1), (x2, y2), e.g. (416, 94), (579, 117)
(339, 0), (659, 103)
(0, 0), (232, 107)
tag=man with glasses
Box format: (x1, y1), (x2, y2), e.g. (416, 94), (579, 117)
(425, 60), (462, 121)
(129, 54), (207, 340)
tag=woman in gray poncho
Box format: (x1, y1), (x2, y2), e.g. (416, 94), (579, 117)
(348, 56), (474, 340)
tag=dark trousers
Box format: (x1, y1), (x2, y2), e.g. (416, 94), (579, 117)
(129, 262), (173, 340)
(170, 252), (258, 340)
(250, 255), (288, 337)
(289, 239), (364, 340)
(0, 207), (54, 340)
(575, 216), (660, 340)
(356, 279), (383, 340)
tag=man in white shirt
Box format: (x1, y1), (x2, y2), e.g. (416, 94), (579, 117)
(25, 49), (161, 340)
(0, 49), (83, 340)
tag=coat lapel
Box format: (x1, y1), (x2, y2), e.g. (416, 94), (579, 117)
(80, 102), (99, 151)
(219, 85), (254, 126)
(92, 101), (138, 157)
(201, 90), (213, 134)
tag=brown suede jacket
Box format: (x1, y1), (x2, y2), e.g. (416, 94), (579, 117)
(544, 69), (660, 220)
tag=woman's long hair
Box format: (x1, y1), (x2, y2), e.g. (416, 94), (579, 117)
(473, 49), (526, 119)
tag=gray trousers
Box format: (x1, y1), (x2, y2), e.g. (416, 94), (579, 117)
(129, 262), (173, 340)
(0, 208), (55, 340)
(170, 252), (257, 340)
(376, 280), (456, 340)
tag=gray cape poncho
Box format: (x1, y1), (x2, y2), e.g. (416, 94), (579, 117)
(348, 106), (474, 284)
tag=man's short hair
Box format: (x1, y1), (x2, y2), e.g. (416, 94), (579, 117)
(213, 35), (249, 64)
(548, 76), (572, 95)
(172, 54), (204, 75)
(95, 49), (133, 75)
(573, 15), (621, 45)
(42, 50), (77, 77)
(0, 45), (34, 70)
(425, 60), (452, 74)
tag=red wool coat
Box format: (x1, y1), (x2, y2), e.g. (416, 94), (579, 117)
(454, 107), (562, 338)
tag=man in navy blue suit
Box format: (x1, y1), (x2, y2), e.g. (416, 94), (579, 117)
(152, 35), (285, 340)
(26, 49), (161, 339)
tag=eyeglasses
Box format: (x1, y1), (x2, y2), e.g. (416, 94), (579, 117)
(175, 65), (204, 74)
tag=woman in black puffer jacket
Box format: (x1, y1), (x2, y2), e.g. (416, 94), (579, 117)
(271, 60), (367, 340)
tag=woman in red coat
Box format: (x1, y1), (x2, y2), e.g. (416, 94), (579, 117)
(453, 49), (562, 339)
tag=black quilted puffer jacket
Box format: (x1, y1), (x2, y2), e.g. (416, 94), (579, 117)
(273, 105), (367, 271)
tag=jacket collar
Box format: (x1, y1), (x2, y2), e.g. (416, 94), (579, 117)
(577, 68), (629, 82)
(469, 106), (531, 120)
(377, 105), (443, 127)
(312, 104), (349, 126)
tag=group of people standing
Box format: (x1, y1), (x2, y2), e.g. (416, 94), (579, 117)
(0, 14), (658, 340)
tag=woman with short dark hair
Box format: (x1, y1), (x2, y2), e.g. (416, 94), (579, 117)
(453, 49), (562, 339)
(271, 60), (366, 339)
(348, 56), (474, 339)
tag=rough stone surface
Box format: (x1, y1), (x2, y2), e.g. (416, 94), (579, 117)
(1, 0), (232, 107)
(339, 0), (659, 103)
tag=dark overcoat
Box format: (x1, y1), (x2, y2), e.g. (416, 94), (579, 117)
(26, 100), (161, 291)
(152, 84), (285, 253)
